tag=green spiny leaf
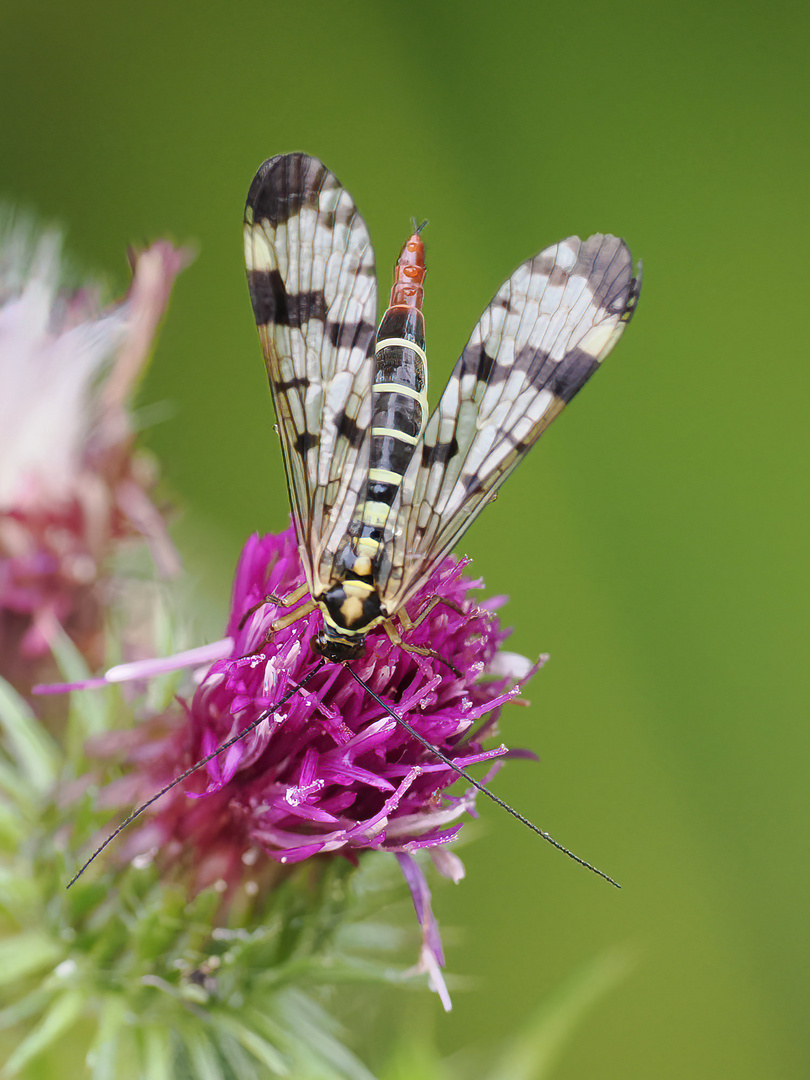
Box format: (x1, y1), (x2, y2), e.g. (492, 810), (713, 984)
(3, 987), (84, 1076)
(141, 1025), (173, 1080)
(184, 1027), (226, 1080)
(47, 625), (109, 746)
(87, 993), (127, 1080)
(481, 945), (636, 1080)
(0, 931), (63, 987)
(213, 1013), (290, 1075)
(0, 677), (59, 795)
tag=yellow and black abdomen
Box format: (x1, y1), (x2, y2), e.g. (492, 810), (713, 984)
(366, 305), (427, 517)
(319, 230), (428, 650)
(348, 230), (429, 574)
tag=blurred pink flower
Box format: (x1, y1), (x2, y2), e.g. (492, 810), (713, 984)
(0, 221), (187, 685)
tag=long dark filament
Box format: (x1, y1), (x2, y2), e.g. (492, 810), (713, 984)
(66, 659), (327, 888)
(343, 664), (620, 889)
(68, 654), (619, 891)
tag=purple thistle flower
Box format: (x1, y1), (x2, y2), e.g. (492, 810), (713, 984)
(90, 526), (541, 1008)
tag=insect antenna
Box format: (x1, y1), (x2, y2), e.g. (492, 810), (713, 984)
(343, 663), (620, 889)
(68, 653), (618, 890)
(66, 659), (327, 888)
(411, 216), (429, 235)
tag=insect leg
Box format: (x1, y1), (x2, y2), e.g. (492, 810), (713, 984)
(402, 595), (467, 632)
(269, 598), (317, 632)
(238, 581), (310, 630)
(246, 596), (318, 655)
(383, 618), (462, 678)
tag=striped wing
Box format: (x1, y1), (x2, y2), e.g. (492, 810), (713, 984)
(244, 154), (378, 595)
(376, 234), (641, 612)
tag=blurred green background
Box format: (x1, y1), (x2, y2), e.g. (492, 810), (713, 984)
(2, 1), (807, 1076)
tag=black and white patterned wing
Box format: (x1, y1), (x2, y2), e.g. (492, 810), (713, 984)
(376, 234), (641, 612)
(244, 154), (378, 596)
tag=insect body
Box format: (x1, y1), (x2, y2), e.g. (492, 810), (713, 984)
(314, 225), (430, 660)
(65, 155), (642, 889)
(244, 153), (641, 662)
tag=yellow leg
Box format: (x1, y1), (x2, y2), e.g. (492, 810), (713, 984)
(383, 617), (462, 677)
(238, 581), (310, 630)
(245, 597), (317, 655)
(269, 597), (316, 632)
(400, 595), (466, 632)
